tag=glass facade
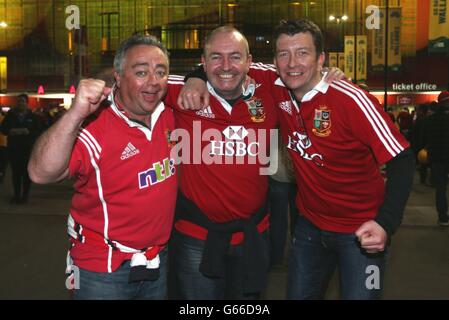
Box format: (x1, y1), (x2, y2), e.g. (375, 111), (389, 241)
(0, 0), (447, 101)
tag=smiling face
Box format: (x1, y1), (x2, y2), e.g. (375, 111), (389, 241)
(114, 44), (169, 122)
(274, 32), (325, 100)
(202, 30), (252, 100)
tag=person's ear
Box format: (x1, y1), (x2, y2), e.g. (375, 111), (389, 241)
(114, 71), (120, 88)
(201, 55), (206, 72)
(273, 57), (280, 75)
(318, 52), (325, 69)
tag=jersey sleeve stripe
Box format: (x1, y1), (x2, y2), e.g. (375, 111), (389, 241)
(78, 131), (101, 160)
(78, 134), (111, 272)
(167, 80), (185, 85)
(330, 83), (401, 157)
(168, 75), (184, 80)
(335, 81), (405, 152)
(250, 62), (277, 72)
(252, 62), (276, 68)
(80, 129), (102, 153)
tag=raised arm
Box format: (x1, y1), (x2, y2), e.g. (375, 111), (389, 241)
(176, 65), (209, 110)
(176, 64), (346, 110)
(28, 79), (110, 184)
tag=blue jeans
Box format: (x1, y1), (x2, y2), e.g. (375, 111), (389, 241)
(268, 178), (298, 265)
(169, 230), (269, 300)
(287, 216), (387, 300)
(431, 162), (449, 223)
(73, 249), (167, 300)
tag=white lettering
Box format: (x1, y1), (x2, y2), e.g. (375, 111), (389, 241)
(65, 5), (80, 30)
(365, 265), (380, 290)
(235, 141), (247, 157)
(210, 140), (224, 156)
(366, 5), (380, 30)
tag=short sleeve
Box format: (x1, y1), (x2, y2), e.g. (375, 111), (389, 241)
(340, 83), (409, 164)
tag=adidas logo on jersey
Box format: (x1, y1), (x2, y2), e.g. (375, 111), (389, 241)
(195, 106), (215, 118)
(120, 142), (140, 160)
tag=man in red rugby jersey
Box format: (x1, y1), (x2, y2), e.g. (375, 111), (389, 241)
(164, 26), (277, 300)
(28, 35), (176, 299)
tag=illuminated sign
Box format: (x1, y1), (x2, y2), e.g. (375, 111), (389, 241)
(392, 83), (438, 91)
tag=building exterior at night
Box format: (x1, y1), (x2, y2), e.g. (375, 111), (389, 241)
(0, 0), (447, 109)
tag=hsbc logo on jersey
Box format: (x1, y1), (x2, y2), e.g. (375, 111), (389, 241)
(209, 125), (258, 157)
(168, 121), (278, 175)
(222, 126), (249, 140)
(286, 131), (324, 167)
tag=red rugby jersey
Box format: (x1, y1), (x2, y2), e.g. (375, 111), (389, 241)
(68, 94), (177, 272)
(249, 63), (409, 233)
(165, 75), (278, 242)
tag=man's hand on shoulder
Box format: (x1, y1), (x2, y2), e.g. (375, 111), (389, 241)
(322, 67), (346, 83)
(177, 78), (209, 111)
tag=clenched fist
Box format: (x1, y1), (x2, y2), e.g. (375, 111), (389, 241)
(69, 79), (111, 121)
(355, 220), (387, 254)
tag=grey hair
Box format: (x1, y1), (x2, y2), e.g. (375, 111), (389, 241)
(113, 34), (169, 75)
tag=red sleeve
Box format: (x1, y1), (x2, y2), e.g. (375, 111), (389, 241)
(249, 62), (279, 89)
(166, 75), (185, 111)
(337, 81), (409, 164)
(68, 124), (102, 179)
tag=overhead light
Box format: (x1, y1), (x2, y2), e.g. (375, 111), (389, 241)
(0, 21), (7, 28)
(329, 15), (335, 21)
(290, 2), (301, 5)
(341, 15), (348, 21)
(227, 3), (238, 7)
(37, 85), (45, 95)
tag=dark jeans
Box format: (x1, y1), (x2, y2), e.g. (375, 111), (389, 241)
(287, 215), (388, 300)
(0, 146), (7, 183)
(73, 250), (168, 300)
(418, 163), (429, 184)
(169, 229), (269, 300)
(268, 178), (298, 265)
(9, 151), (31, 199)
(430, 162), (449, 223)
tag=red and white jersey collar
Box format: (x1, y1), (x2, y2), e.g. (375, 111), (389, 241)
(107, 85), (166, 141)
(274, 72), (330, 110)
(206, 81), (256, 114)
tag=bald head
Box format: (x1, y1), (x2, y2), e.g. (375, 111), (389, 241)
(204, 26), (250, 58)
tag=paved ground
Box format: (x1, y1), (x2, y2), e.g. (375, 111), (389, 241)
(0, 168), (448, 300)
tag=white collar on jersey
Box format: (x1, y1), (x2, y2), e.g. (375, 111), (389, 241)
(274, 72), (330, 102)
(206, 81), (255, 115)
(107, 83), (166, 141)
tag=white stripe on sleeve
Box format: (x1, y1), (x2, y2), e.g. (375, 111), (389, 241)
(331, 82), (403, 157)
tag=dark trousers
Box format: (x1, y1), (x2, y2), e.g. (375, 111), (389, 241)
(430, 162), (449, 223)
(0, 146), (7, 183)
(268, 177), (298, 266)
(73, 251), (168, 300)
(418, 163), (429, 184)
(287, 216), (388, 300)
(9, 150), (31, 199)
(169, 229), (268, 300)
